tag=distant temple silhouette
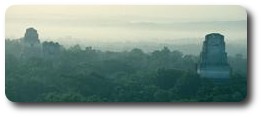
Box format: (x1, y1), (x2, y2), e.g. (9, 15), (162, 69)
(21, 27), (62, 58)
(197, 33), (231, 79)
(21, 28), (42, 58)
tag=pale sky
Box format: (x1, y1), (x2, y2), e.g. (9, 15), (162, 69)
(5, 5), (247, 44)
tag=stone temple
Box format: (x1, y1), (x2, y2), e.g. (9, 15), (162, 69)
(20, 27), (62, 58)
(21, 27), (42, 58)
(197, 33), (231, 79)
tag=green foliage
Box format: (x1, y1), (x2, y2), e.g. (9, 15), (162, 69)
(5, 39), (247, 102)
(155, 68), (185, 90)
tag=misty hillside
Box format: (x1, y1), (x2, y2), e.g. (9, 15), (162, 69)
(6, 38), (247, 102)
(56, 39), (247, 57)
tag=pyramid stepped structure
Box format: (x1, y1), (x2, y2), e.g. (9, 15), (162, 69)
(197, 33), (231, 79)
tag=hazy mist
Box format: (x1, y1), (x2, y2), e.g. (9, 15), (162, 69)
(5, 6), (248, 102)
(5, 5), (247, 55)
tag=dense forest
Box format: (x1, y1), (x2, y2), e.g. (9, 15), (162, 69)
(5, 39), (247, 102)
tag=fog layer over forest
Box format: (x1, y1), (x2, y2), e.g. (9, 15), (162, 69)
(5, 37), (247, 102)
(5, 6), (247, 102)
